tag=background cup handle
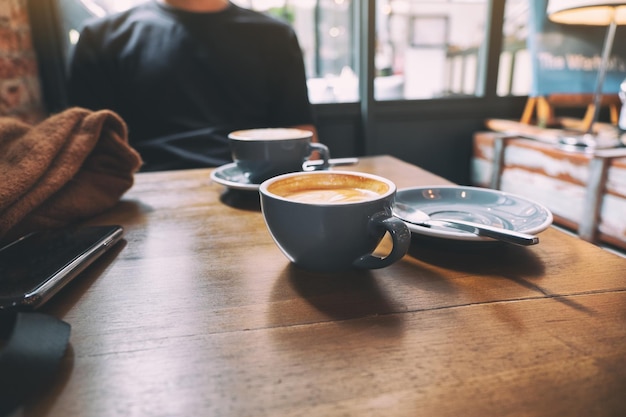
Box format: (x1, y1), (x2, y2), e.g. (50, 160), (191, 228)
(302, 142), (330, 171)
(352, 212), (411, 269)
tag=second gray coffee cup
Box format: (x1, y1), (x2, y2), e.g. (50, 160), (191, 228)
(228, 128), (330, 183)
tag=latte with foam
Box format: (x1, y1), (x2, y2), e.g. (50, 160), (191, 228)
(284, 187), (380, 204)
(259, 170), (410, 272)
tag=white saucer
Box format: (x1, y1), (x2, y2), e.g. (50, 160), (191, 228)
(210, 158), (360, 191)
(210, 162), (259, 191)
(394, 186), (553, 242)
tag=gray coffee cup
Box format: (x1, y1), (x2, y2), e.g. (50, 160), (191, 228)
(228, 128), (330, 184)
(259, 170), (411, 273)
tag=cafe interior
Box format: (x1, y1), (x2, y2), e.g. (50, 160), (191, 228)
(1, 0), (626, 416)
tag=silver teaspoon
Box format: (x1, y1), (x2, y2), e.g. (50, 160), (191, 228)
(392, 203), (539, 246)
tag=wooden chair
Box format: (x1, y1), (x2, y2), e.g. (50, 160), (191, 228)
(520, 93), (621, 132)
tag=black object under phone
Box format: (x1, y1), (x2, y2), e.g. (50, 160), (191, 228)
(0, 225), (124, 311)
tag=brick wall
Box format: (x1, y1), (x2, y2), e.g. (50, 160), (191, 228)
(0, 0), (46, 123)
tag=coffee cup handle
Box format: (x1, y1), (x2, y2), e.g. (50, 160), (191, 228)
(302, 143), (330, 171)
(352, 212), (411, 269)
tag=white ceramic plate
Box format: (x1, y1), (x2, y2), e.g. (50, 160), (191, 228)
(210, 162), (260, 191)
(394, 186), (553, 242)
(210, 158), (360, 191)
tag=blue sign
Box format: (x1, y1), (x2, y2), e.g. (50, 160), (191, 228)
(528, 0), (626, 96)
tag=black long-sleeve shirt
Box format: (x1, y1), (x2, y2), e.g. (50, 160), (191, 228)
(67, 1), (314, 171)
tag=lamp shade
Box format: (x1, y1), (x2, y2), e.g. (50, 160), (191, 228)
(547, 0), (626, 25)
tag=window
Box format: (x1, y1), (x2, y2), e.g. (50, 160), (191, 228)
(239, 0), (530, 102)
(498, 0), (531, 97)
(233, 0), (359, 104)
(375, 0), (489, 100)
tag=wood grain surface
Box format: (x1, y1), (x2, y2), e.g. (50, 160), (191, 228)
(24, 156), (626, 417)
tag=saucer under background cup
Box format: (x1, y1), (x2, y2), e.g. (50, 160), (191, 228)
(210, 162), (259, 191)
(211, 158), (360, 191)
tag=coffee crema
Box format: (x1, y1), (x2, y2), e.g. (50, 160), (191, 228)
(284, 187), (380, 204)
(228, 128), (312, 141)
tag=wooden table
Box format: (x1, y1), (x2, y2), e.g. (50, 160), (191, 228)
(27, 156), (626, 416)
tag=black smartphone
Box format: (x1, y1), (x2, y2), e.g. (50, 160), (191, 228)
(0, 225), (124, 311)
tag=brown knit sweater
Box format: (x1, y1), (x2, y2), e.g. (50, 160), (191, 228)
(0, 107), (142, 242)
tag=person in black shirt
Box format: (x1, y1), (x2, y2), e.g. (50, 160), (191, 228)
(67, 0), (317, 171)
